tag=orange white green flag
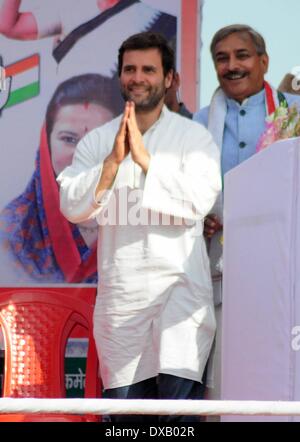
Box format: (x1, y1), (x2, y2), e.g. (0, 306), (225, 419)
(4, 54), (40, 109)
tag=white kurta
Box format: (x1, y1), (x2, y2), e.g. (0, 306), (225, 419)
(57, 106), (221, 389)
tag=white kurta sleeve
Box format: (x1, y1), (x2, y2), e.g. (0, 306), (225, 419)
(57, 129), (113, 224)
(142, 125), (221, 221)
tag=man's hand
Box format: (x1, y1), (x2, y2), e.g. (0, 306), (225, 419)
(127, 101), (150, 174)
(204, 214), (223, 238)
(95, 103), (131, 199)
(106, 101), (130, 165)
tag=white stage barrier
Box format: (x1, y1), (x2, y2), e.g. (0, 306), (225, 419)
(0, 399), (300, 416)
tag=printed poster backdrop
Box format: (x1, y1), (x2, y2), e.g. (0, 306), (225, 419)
(0, 1), (201, 392)
(0, 0), (201, 286)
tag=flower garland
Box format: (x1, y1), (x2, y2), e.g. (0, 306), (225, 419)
(256, 101), (300, 153)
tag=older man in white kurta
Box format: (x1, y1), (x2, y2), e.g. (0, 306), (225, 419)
(57, 32), (221, 421)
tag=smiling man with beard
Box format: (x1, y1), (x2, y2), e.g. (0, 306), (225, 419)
(193, 24), (300, 414)
(57, 32), (221, 423)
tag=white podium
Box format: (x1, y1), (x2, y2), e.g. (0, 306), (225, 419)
(221, 137), (300, 422)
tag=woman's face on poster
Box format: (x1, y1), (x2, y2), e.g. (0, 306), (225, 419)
(50, 103), (113, 176)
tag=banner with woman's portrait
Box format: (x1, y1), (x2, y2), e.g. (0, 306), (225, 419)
(0, 0), (201, 286)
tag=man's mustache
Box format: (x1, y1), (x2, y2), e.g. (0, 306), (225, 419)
(128, 82), (149, 89)
(223, 70), (248, 80)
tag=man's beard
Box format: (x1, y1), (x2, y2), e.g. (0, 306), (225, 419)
(120, 81), (166, 112)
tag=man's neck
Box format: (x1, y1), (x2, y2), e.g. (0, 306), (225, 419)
(228, 85), (265, 105)
(135, 102), (164, 134)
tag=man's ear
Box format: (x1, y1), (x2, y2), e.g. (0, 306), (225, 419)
(261, 53), (269, 74)
(165, 70), (173, 89)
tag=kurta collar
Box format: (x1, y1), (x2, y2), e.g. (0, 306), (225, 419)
(143, 104), (170, 135)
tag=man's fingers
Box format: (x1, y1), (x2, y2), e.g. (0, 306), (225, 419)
(204, 214), (223, 238)
(117, 102), (130, 136)
(126, 114), (134, 133)
(205, 214), (222, 228)
(126, 103), (139, 147)
(128, 101), (138, 127)
(123, 102), (130, 123)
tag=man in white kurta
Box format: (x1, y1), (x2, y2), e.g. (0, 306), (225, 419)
(57, 32), (221, 421)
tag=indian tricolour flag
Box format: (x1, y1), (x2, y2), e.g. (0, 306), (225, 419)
(4, 54), (40, 108)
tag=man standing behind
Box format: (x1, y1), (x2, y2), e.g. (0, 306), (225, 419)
(58, 32), (221, 423)
(164, 71), (193, 119)
(193, 24), (300, 403)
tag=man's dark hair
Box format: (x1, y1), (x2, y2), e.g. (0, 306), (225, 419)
(118, 31), (175, 77)
(46, 73), (123, 143)
(210, 24), (267, 62)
